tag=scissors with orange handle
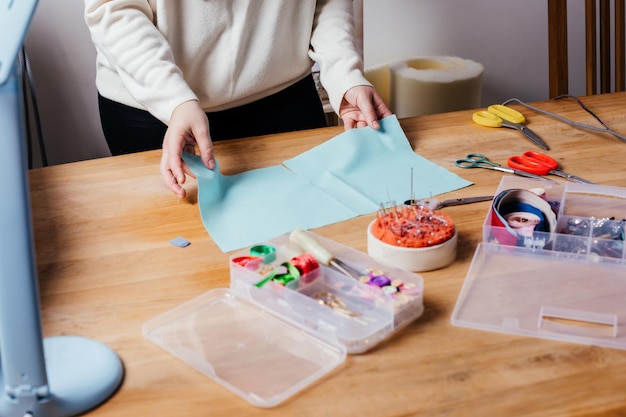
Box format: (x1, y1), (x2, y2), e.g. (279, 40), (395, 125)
(455, 153), (549, 181)
(507, 151), (593, 184)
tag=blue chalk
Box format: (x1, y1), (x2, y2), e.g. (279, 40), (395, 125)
(170, 237), (190, 248)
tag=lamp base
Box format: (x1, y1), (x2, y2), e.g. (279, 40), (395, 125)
(0, 335), (123, 417)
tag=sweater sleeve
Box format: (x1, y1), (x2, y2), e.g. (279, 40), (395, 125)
(308, 0), (372, 114)
(84, 0), (197, 124)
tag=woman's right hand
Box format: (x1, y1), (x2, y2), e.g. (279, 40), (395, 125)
(160, 100), (216, 198)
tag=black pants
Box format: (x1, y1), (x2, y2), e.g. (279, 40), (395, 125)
(98, 74), (328, 155)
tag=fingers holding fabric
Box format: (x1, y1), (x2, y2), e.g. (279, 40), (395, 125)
(161, 100), (215, 198)
(339, 86), (392, 131)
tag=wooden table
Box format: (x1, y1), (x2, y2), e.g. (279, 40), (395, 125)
(29, 92), (626, 416)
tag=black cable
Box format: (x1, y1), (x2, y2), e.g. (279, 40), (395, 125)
(501, 96), (626, 143)
(553, 94), (610, 130)
(22, 48), (48, 167)
(20, 52), (34, 169)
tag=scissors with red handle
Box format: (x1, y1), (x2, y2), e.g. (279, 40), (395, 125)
(507, 151), (593, 184)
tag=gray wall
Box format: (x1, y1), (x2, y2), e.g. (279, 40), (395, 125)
(23, 0), (588, 167)
(363, 0), (588, 104)
(25, 0), (110, 166)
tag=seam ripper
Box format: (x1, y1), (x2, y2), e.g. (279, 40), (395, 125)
(289, 229), (362, 280)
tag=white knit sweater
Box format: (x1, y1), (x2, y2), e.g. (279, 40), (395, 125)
(84, 0), (369, 124)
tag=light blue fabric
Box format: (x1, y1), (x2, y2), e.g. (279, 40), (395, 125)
(283, 115), (470, 212)
(184, 115), (472, 252)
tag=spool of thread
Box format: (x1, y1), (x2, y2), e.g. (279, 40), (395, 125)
(290, 253), (320, 284)
(255, 262), (301, 288)
(490, 188), (558, 247)
(250, 245), (277, 263)
(528, 187), (547, 201)
(271, 262), (300, 285)
(231, 256), (263, 270)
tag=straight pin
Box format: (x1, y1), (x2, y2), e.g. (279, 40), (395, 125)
(410, 167), (415, 204)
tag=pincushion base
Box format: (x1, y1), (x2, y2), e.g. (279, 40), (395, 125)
(367, 220), (458, 272)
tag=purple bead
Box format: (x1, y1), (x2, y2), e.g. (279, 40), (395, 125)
(369, 274), (391, 287)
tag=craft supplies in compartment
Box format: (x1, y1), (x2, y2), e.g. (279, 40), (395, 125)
(229, 230), (425, 355)
(452, 177), (626, 350)
(483, 176), (626, 259)
(143, 230), (424, 408)
(552, 182), (626, 258)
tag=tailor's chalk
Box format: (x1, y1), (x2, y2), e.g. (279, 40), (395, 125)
(170, 236), (190, 248)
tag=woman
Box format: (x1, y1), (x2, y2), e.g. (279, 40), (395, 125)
(85, 0), (391, 198)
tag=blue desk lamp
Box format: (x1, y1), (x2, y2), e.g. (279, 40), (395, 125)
(0, 2), (123, 416)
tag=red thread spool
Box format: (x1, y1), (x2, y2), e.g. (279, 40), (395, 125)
(232, 256), (262, 270)
(290, 253), (320, 283)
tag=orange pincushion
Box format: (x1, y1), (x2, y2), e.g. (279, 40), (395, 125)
(371, 205), (455, 248)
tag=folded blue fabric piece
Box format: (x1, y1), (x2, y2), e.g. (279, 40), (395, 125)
(184, 115), (472, 252)
(183, 158), (358, 251)
(283, 115), (470, 213)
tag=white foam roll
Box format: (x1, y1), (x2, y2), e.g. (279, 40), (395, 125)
(365, 56), (484, 118)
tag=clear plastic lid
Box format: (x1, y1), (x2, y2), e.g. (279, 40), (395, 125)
(143, 288), (346, 408)
(452, 243), (626, 350)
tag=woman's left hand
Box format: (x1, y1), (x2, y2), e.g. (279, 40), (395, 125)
(338, 85), (392, 130)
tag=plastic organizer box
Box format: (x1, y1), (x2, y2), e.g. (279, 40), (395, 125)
(144, 230), (424, 407)
(483, 176), (626, 258)
(452, 176), (626, 350)
(227, 231), (425, 355)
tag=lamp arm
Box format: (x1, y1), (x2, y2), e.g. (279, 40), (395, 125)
(0, 0), (50, 404)
(0, 3), (123, 416)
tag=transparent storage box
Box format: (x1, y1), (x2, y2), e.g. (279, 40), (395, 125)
(452, 177), (626, 350)
(483, 176), (626, 258)
(144, 231), (424, 407)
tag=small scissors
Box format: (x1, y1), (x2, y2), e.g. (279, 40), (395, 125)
(455, 153), (550, 181)
(404, 195), (493, 209)
(507, 151), (593, 184)
(472, 104), (550, 150)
